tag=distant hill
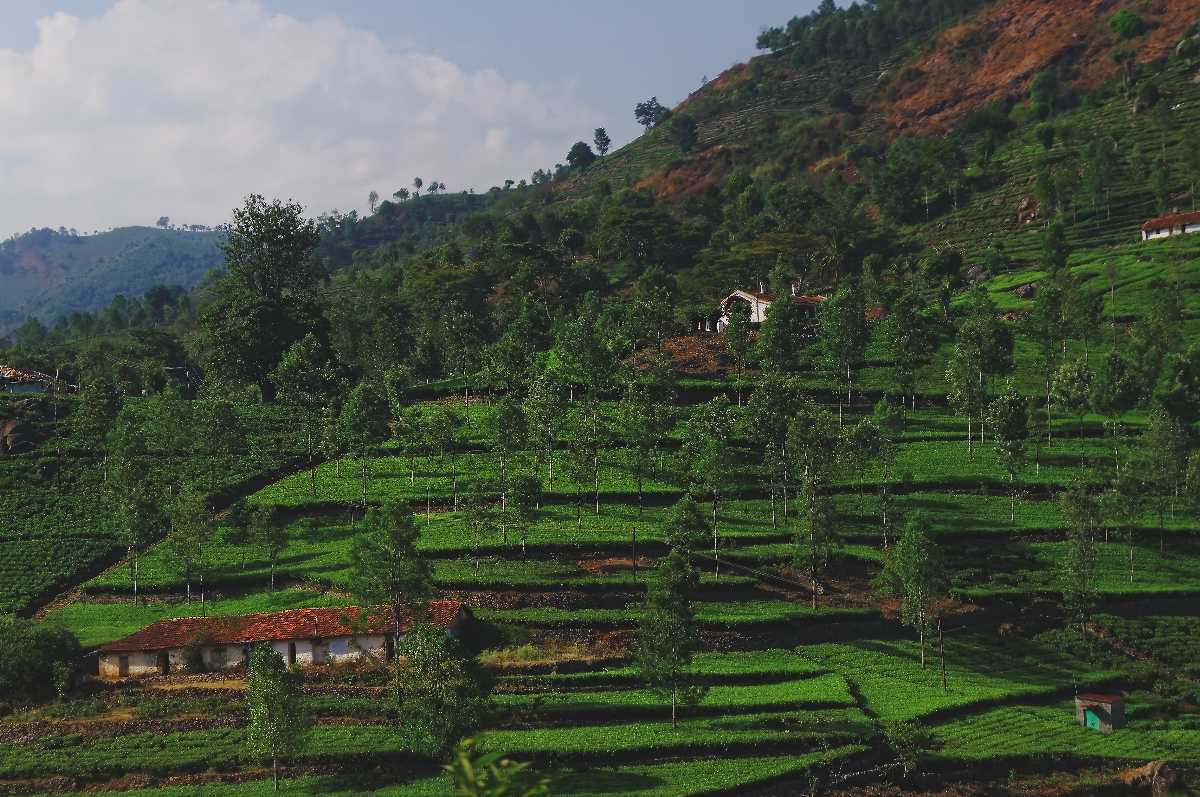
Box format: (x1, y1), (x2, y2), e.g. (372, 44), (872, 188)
(0, 226), (225, 334)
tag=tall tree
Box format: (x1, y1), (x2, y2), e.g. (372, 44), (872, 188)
(339, 382), (390, 512)
(987, 381), (1029, 521)
(1021, 284), (1067, 443)
(1051, 358), (1093, 439)
(818, 279), (868, 422)
(634, 97), (668, 130)
(953, 288), (1014, 447)
(251, 507), (288, 591)
(616, 383), (672, 516)
(681, 396), (733, 564)
(634, 549), (707, 727)
(883, 287), (925, 410)
(1057, 508), (1098, 634)
(108, 416), (162, 603)
(246, 644), (309, 792)
(566, 141), (597, 170)
(271, 333), (343, 494)
(794, 490), (840, 609)
(878, 514), (945, 670)
(1140, 407), (1187, 552)
(199, 195), (323, 402)
(486, 395), (527, 538)
(394, 623), (489, 755)
(722, 302), (755, 406)
(348, 501), (433, 646)
(873, 398), (904, 547)
(523, 370), (566, 490)
(169, 488), (212, 603)
(593, 127), (612, 156)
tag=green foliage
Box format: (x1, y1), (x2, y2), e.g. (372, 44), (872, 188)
(199, 195), (323, 401)
(663, 494), (708, 554)
(394, 623), (490, 756)
(348, 500), (432, 638)
(0, 617), (80, 709)
(668, 115), (699, 153)
(1056, 513), (1098, 630)
(882, 721), (935, 778)
(634, 549), (707, 726)
(1109, 10), (1144, 40)
(0, 226), (221, 337)
(245, 644), (309, 790)
(445, 738), (548, 797)
(566, 142), (597, 170)
(878, 514), (945, 663)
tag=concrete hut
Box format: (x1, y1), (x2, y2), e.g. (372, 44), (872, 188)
(97, 601), (469, 679)
(1075, 692), (1126, 732)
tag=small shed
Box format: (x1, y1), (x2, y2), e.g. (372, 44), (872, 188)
(1075, 693), (1125, 732)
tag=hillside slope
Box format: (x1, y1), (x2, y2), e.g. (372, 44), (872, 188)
(546, 0), (1200, 275)
(0, 227), (224, 333)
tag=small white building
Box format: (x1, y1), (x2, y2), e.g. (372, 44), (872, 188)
(716, 285), (826, 332)
(0, 365), (72, 395)
(1141, 210), (1200, 241)
(97, 601), (469, 679)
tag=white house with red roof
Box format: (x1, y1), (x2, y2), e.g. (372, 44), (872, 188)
(1141, 210), (1200, 240)
(716, 284), (826, 331)
(97, 601), (469, 679)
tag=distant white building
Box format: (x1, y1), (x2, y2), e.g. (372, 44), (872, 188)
(98, 601), (470, 679)
(1141, 210), (1200, 241)
(716, 285), (826, 332)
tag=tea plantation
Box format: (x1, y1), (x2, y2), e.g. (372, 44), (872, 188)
(5, 233), (1199, 794)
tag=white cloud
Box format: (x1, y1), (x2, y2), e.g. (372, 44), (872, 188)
(0, 0), (599, 236)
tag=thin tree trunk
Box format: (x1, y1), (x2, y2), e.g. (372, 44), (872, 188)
(919, 618), (926, 668)
(273, 757), (278, 791)
(938, 618), (947, 690)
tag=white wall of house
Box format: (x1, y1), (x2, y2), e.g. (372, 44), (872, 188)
(100, 635), (393, 679)
(717, 294), (771, 331)
(99, 651), (162, 679)
(1144, 225), (1200, 240)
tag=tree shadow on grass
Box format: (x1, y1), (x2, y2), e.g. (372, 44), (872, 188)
(550, 769), (662, 795)
(307, 764), (442, 795)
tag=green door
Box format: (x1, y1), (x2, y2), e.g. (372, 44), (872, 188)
(1084, 708), (1101, 730)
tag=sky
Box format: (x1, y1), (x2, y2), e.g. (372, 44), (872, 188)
(0, 0), (818, 239)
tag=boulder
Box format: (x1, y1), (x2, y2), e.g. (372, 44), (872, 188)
(1014, 283), (1037, 299)
(1117, 761), (1177, 797)
(0, 419), (35, 456)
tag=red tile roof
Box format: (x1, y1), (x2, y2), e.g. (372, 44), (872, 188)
(1141, 210), (1200, 232)
(99, 601), (466, 653)
(723, 290), (828, 306)
(1076, 693), (1123, 704)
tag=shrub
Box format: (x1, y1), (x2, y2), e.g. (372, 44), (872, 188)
(1110, 10), (1144, 40)
(0, 618), (81, 707)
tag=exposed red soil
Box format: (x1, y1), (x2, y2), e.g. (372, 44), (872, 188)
(879, 0), (1200, 136)
(576, 556), (655, 574)
(634, 145), (738, 199)
(636, 334), (738, 377)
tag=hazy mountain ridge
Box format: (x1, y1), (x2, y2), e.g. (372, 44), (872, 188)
(0, 226), (225, 334)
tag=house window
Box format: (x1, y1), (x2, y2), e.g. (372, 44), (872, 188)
(311, 639), (328, 664)
(287, 642), (296, 665)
